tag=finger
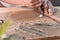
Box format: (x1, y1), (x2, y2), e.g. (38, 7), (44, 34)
(30, 0), (39, 3)
(31, 1), (41, 6)
(32, 3), (41, 8)
(47, 1), (54, 15)
(48, 9), (53, 16)
(44, 0), (48, 7)
(44, 0), (49, 14)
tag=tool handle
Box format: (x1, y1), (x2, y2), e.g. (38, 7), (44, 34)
(45, 13), (60, 23)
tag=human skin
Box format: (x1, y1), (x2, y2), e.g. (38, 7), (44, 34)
(2, 0), (55, 15)
(2, 0), (40, 7)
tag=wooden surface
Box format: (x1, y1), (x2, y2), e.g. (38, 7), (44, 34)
(0, 2), (60, 40)
(0, 8), (40, 22)
(0, 7), (60, 40)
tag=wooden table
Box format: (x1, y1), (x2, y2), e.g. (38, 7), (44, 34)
(0, 7), (60, 40)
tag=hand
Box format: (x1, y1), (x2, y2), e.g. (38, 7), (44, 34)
(2, 0), (41, 8)
(22, 0), (41, 8)
(43, 0), (55, 16)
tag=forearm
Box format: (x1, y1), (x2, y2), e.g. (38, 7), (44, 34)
(2, 0), (25, 5)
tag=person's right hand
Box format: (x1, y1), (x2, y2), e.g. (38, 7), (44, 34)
(43, 0), (55, 16)
(2, 0), (41, 8)
(18, 0), (41, 8)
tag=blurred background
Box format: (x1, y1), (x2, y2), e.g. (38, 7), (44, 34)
(50, 0), (60, 6)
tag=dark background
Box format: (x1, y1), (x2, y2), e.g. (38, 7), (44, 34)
(50, 0), (60, 6)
